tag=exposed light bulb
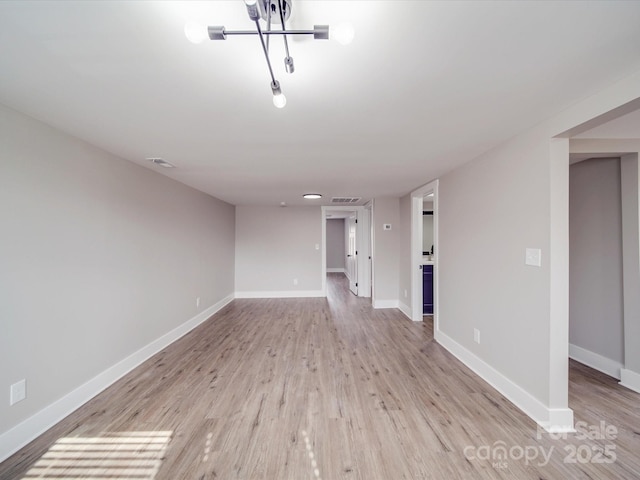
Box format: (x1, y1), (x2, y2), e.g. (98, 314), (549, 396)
(184, 22), (207, 44)
(271, 80), (286, 108)
(273, 92), (287, 109)
(333, 22), (355, 45)
(244, 0), (257, 5)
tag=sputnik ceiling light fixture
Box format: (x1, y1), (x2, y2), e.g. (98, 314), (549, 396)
(185, 0), (353, 108)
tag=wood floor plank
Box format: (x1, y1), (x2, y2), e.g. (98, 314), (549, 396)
(2, 273), (639, 479)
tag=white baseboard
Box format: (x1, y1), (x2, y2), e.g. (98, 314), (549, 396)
(620, 368), (640, 394)
(373, 299), (399, 309)
(0, 294), (234, 464)
(235, 290), (325, 299)
(398, 301), (412, 320)
(435, 330), (574, 433)
(327, 268), (346, 273)
(569, 343), (622, 379)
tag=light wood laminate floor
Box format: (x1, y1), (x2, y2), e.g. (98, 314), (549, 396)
(1, 273), (639, 479)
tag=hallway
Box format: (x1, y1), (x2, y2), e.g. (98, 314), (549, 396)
(1, 274), (639, 479)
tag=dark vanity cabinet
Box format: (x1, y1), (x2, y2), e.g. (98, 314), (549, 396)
(423, 265), (434, 315)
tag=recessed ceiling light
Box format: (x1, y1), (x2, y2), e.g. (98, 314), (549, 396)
(303, 193), (322, 199)
(147, 158), (175, 168)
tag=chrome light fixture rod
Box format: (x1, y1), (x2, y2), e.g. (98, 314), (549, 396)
(266, 1), (272, 52)
(209, 28), (326, 38)
(253, 20), (277, 85)
(277, 0), (294, 73)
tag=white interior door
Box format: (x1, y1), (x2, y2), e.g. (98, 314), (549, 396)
(347, 215), (358, 295)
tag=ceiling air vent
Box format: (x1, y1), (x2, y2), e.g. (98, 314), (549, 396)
(331, 197), (361, 204)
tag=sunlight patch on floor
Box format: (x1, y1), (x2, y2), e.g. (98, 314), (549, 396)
(22, 431), (172, 479)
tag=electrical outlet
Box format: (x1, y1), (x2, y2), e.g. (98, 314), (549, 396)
(10, 379), (26, 406)
(196, 297), (200, 308)
(404, 289), (408, 298)
(315, 244), (320, 250)
(293, 278), (298, 285)
(474, 328), (480, 344)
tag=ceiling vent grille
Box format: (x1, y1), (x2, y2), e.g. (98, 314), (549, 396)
(331, 197), (361, 204)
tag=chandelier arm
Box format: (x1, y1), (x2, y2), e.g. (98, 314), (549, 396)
(266, 0), (272, 52)
(277, 0), (292, 60)
(221, 30), (317, 36)
(254, 20), (277, 85)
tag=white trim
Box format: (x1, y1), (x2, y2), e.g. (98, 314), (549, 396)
(234, 290), (325, 299)
(373, 299), (399, 309)
(620, 369), (640, 394)
(321, 212), (327, 296)
(435, 330), (574, 433)
(0, 294), (234, 463)
(569, 344), (622, 379)
(327, 268), (346, 274)
(398, 301), (412, 320)
(539, 409), (576, 434)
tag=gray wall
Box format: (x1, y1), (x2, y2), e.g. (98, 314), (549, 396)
(235, 206), (322, 294)
(0, 103), (235, 435)
(326, 218), (346, 270)
(438, 127), (554, 405)
(569, 158), (624, 364)
(372, 198), (400, 304)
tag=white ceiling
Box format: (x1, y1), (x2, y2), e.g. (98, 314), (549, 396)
(569, 102), (640, 163)
(575, 108), (640, 139)
(2, 1), (640, 206)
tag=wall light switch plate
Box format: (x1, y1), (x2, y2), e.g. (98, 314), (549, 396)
(10, 379), (26, 406)
(473, 329), (480, 344)
(383, 224), (392, 231)
(525, 248), (542, 267)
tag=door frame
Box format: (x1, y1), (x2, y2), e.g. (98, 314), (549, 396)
(411, 180), (439, 322)
(347, 213), (358, 295)
(321, 206), (371, 297)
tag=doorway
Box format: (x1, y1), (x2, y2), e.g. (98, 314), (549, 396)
(322, 206), (371, 299)
(346, 214), (358, 295)
(410, 180), (439, 324)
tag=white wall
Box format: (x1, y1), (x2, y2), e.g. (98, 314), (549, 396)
(372, 198), (400, 307)
(569, 158), (624, 368)
(326, 218), (345, 270)
(0, 104), (235, 444)
(235, 206), (322, 296)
